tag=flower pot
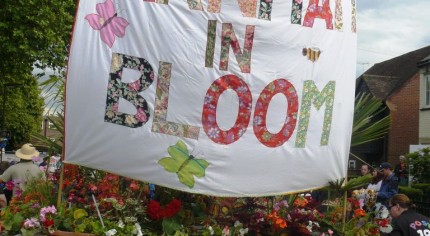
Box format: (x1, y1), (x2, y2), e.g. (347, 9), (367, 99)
(49, 231), (96, 236)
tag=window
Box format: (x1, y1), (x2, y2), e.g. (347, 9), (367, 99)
(427, 75), (430, 106)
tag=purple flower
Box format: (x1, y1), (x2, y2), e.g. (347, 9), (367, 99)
(40, 205), (57, 222)
(23, 217), (41, 229)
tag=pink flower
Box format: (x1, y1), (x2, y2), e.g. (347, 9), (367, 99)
(40, 205), (57, 222)
(23, 217), (41, 229)
(222, 226), (230, 236)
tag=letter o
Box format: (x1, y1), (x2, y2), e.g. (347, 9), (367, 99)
(202, 74), (252, 144)
(253, 79), (298, 147)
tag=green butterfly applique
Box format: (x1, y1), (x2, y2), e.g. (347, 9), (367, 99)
(158, 140), (209, 188)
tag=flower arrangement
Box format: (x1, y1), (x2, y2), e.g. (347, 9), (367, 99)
(40, 205), (57, 233)
(320, 189), (392, 235)
(0, 164), (398, 236)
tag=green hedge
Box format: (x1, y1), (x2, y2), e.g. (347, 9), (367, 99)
(411, 183), (430, 194)
(399, 186), (424, 199)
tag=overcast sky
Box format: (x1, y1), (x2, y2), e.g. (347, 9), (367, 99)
(356, 0), (430, 76)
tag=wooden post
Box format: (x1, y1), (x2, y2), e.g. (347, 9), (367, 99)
(342, 177), (348, 233)
(56, 162), (64, 208)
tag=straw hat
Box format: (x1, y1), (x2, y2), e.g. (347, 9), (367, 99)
(15, 143), (39, 160)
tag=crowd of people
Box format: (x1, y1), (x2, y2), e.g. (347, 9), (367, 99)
(359, 154), (410, 206)
(358, 156), (430, 235)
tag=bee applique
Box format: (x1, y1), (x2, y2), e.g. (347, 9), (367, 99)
(302, 47), (321, 62)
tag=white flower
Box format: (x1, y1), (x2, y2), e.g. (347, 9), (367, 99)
(234, 221), (241, 227)
(239, 228), (248, 236)
(379, 207), (390, 219)
(380, 225), (393, 233)
(306, 221), (313, 232)
(118, 219), (124, 228)
(132, 223), (143, 236)
(105, 229), (117, 236)
(208, 226), (214, 235)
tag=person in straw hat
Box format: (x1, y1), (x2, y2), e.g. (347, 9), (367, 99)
(0, 143), (45, 204)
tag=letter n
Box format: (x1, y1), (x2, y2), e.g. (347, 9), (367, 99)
(219, 23), (255, 73)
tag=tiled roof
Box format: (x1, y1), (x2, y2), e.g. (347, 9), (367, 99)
(357, 45), (430, 99)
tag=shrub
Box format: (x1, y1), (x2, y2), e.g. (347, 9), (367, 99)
(407, 147), (430, 183)
(411, 183), (430, 194)
(399, 186), (424, 199)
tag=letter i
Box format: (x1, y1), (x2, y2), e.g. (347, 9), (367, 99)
(205, 20), (217, 68)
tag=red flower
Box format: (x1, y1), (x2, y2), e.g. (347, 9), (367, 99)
(163, 198), (181, 218)
(44, 219), (55, 227)
(147, 200), (163, 220)
(369, 226), (379, 235)
(147, 199), (182, 220)
(5, 180), (15, 191)
(377, 218), (390, 227)
(353, 209), (366, 218)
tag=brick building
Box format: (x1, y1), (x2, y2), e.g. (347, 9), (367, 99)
(355, 45), (430, 166)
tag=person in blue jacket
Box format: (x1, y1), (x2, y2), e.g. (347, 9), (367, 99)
(376, 162), (399, 207)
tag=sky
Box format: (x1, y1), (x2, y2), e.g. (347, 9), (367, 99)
(356, 0), (430, 76)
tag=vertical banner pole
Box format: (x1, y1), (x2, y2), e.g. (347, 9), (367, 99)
(56, 162), (65, 208)
(342, 177), (348, 233)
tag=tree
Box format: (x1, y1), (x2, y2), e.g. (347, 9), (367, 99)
(0, 0), (76, 148)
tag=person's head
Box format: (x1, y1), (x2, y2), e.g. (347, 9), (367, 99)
(15, 143), (39, 162)
(360, 164), (370, 176)
(399, 155), (406, 163)
(379, 162), (393, 177)
(389, 194), (414, 218)
(372, 168), (379, 177)
(371, 168), (384, 183)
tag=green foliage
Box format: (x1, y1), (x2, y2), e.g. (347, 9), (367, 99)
(399, 186), (424, 199)
(0, 0), (75, 73)
(411, 183), (430, 194)
(0, 0), (75, 148)
(0, 75), (44, 148)
(327, 175), (372, 198)
(32, 114), (63, 153)
(407, 147), (430, 183)
(23, 175), (58, 206)
(351, 93), (391, 147)
(162, 216), (183, 235)
(2, 211), (25, 235)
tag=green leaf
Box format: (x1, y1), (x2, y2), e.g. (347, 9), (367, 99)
(351, 93), (391, 147)
(73, 209), (88, 220)
(162, 217), (182, 236)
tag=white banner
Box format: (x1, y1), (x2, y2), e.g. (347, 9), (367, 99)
(65, 0), (357, 196)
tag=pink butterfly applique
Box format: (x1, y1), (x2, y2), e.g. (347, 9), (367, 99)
(85, 0), (129, 48)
